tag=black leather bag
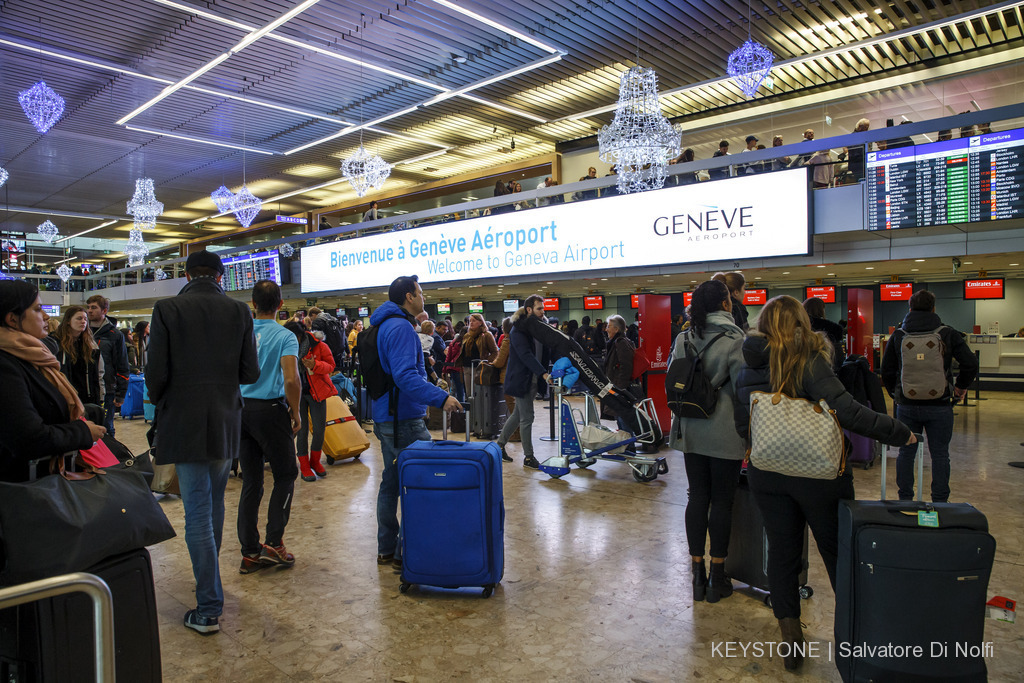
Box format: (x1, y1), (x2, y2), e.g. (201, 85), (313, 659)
(0, 458), (176, 586)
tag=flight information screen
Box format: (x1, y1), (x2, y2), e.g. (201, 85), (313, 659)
(867, 127), (1024, 230)
(221, 250), (281, 292)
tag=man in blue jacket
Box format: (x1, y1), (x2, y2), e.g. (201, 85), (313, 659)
(495, 294), (552, 469)
(371, 275), (462, 568)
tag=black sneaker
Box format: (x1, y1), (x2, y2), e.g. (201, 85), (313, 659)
(184, 609), (219, 635)
(523, 455), (540, 470)
(500, 445), (513, 463)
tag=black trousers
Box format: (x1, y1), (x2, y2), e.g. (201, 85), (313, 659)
(748, 464), (854, 619)
(237, 399), (297, 555)
(683, 453), (743, 558)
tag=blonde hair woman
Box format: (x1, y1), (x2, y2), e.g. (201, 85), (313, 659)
(734, 295), (915, 671)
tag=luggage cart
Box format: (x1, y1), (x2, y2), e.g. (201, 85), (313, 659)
(539, 389), (668, 482)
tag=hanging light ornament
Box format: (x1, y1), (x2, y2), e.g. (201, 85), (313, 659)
(598, 66), (681, 194)
(155, 267), (168, 280)
(232, 185), (262, 229)
(126, 178), (164, 230)
(278, 242), (295, 258)
(0, 166), (8, 188)
(727, 0), (774, 99)
(210, 185), (235, 213)
(56, 263), (72, 283)
(37, 219), (60, 243)
(18, 81), (65, 134)
(342, 146), (391, 197)
(342, 15), (391, 197)
(124, 227), (149, 267)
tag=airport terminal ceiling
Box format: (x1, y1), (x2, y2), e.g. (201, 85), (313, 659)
(3, 0), (1024, 267)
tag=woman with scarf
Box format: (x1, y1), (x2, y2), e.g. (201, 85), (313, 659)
(43, 305), (104, 407)
(459, 313), (498, 393)
(0, 280), (105, 482)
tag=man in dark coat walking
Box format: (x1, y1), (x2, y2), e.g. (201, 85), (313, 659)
(146, 250), (259, 635)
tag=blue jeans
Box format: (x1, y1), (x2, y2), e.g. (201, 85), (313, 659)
(373, 418), (431, 558)
(447, 371), (465, 403)
(895, 403), (954, 502)
(176, 460), (232, 618)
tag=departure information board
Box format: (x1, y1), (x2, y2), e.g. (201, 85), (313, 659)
(867, 127), (1024, 230)
(221, 250), (281, 292)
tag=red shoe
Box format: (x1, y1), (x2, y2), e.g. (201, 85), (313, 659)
(259, 543), (295, 568)
(309, 450), (327, 477)
(297, 455), (316, 482)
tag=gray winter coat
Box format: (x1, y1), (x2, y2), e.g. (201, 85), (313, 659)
(667, 311), (746, 460)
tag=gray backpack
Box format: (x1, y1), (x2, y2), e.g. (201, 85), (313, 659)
(899, 326), (949, 399)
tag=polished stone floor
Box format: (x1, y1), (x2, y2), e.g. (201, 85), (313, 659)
(116, 392), (1024, 682)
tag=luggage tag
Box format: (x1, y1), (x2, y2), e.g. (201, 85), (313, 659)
(986, 596), (1016, 623)
(917, 510), (939, 527)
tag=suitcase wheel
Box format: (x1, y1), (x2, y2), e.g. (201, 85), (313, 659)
(482, 585), (494, 599)
(632, 463), (658, 483)
(399, 582), (411, 594)
(799, 585), (814, 600)
(764, 594), (772, 608)
(326, 455), (336, 465)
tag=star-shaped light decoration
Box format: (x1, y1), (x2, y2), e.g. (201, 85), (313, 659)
(211, 185), (235, 213)
(57, 263), (72, 283)
(37, 219), (60, 243)
(279, 243), (295, 258)
(727, 40), (774, 99)
(0, 166), (8, 188)
(341, 145), (391, 197)
(124, 227), (149, 267)
(232, 185), (262, 228)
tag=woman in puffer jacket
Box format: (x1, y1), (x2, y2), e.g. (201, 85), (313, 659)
(733, 295), (915, 672)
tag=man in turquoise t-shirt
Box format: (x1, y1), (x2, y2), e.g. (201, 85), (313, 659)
(237, 280), (302, 574)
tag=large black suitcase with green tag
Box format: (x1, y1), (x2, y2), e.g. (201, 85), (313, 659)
(835, 440), (995, 682)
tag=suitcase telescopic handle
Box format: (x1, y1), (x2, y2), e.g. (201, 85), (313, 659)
(881, 433), (924, 502)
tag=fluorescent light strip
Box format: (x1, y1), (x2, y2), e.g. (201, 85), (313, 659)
(116, 0), (322, 125)
(7, 205), (180, 225)
(559, 0), (1024, 122)
(459, 94), (547, 123)
(0, 37), (350, 124)
(430, 0), (561, 53)
(152, 0), (448, 91)
(55, 220), (118, 243)
(366, 127), (450, 149)
(126, 125), (277, 154)
(284, 106), (420, 155)
(284, 54), (561, 155)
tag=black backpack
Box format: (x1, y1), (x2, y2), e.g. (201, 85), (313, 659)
(356, 312), (409, 401)
(580, 327), (599, 355)
(665, 331), (728, 420)
(311, 314), (346, 368)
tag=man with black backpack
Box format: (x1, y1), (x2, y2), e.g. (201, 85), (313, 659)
(881, 290), (978, 502)
(573, 316), (605, 362)
(360, 275), (462, 569)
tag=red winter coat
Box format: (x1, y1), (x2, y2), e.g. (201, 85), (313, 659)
(302, 334), (338, 402)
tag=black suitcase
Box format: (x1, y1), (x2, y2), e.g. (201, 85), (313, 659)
(725, 472), (811, 605)
(835, 441), (995, 682)
(470, 384), (505, 439)
(0, 548), (162, 682)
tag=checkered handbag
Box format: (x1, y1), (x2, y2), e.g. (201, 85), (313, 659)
(748, 391), (846, 479)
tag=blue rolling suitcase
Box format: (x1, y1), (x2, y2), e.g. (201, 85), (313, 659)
(397, 409), (504, 598)
(120, 373), (145, 419)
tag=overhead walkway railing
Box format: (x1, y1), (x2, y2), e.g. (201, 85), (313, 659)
(10, 102), (1021, 296)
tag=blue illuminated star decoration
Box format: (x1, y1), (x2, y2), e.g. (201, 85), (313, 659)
(232, 185), (262, 228)
(0, 166), (8, 188)
(210, 185), (235, 213)
(727, 40), (774, 99)
(18, 81), (66, 134)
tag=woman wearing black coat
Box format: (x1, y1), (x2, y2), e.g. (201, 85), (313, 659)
(734, 296), (915, 671)
(43, 305), (104, 407)
(0, 280), (105, 482)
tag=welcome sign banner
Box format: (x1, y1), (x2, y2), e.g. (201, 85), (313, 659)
(301, 167), (811, 293)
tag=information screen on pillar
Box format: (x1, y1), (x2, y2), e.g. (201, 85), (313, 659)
(880, 282), (913, 301)
(544, 297), (560, 310)
(436, 302), (451, 315)
(683, 292), (693, 307)
(469, 301), (484, 313)
(867, 126), (1024, 230)
(221, 250), (281, 292)
(583, 295), (604, 310)
(631, 294), (640, 309)
(743, 289), (768, 305)
(503, 299), (520, 313)
(806, 285), (836, 303)
(41, 305), (60, 317)
(358, 306), (370, 317)
(963, 278), (1004, 300)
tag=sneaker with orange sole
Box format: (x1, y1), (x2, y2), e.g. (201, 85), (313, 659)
(259, 543), (295, 568)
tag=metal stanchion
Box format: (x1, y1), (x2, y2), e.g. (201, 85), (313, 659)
(539, 379), (557, 442)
